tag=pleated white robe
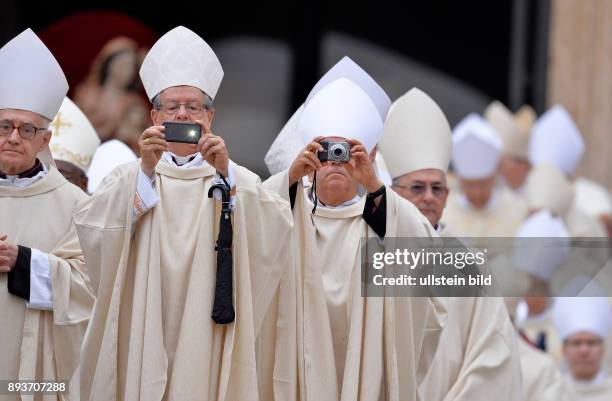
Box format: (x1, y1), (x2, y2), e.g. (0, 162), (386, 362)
(519, 338), (576, 401)
(418, 296), (522, 401)
(258, 170), (444, 401)
(0, 166), (94, 401)
(73, 161), (293, 401)
(565, 374), (612, 401)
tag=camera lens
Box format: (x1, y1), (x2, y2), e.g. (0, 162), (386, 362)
(329, 143), (349, 161)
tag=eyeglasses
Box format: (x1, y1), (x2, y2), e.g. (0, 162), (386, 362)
(393, 183), (447, 198)
(158, 102), (208, 116)
(0, 120), (46, 140)
(565, 338), (603, 349)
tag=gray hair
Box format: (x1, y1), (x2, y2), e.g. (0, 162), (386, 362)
(151, 89), (214, 111)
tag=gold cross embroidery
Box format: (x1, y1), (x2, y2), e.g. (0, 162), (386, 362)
(51, 112), (73, 136)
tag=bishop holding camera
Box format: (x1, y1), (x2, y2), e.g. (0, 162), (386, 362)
(260, 73), (442, 401)
(73, 26), (293, 401)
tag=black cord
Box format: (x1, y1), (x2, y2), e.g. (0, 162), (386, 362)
(311, 171), (318, 215)
(217, 171), (231, 190)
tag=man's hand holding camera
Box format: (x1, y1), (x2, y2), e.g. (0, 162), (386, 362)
(139, 125), (168, 177)
(288, 136), (325, 186)
(196, 120), (229, 178)
(343, 138), (384, 193)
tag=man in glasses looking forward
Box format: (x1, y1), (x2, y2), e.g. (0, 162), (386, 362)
(379, 88), (521, 401)
(0, 28), (95, 397)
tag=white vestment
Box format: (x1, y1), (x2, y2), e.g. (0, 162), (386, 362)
(73, 160), (293, 401)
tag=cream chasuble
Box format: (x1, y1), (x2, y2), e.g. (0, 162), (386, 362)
(418, 295), (521, 401)
(519, 339), (576, 401)
(440, 187), (527, 238)
(565, 374), (612, 401)
(564, 205), (608, 238)
(73, 161), (293, 401)
(258, 170), (443, 401)
(0, 166), (94, 401)
(418, 222), (522, 401)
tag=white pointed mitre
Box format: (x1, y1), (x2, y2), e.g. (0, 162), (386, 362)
(87, 139), (137, 193)
(554, 296), (612, 340)
(484, 101), (530, 160)
(140, 26), (224, 100)
(265, 56), (389, 174)
(305, 56), (391, 121)
(451, 113), (502, 179)
(297, 78), (382, 153)
(0, 28), (68, 119)
(379, 88), (451, 179)
(49, 97), (100, 172)
(529, 105), (584, 175)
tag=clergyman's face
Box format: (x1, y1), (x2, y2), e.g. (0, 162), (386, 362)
(0, 109), (50, 175)
(460, 175), (496, 209)
(392, 169), (448, 227)
(150, 86), (215, 156)
(563, 331), (605, 381)
(314, 136), (358, 197)
(499, 155), (530, 190)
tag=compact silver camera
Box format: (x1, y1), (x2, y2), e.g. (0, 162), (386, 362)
(318, 140), (351, 162)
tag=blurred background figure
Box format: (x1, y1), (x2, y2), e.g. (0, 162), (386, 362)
(49, 97), (100, 192)
(74, 37), (148, 154)
(504, 298), (576, 401)
(554, 296), (612, 401)
(528, 105), (608, 238)
(379, 88), (522, 401)
(484, 101), (535, 197)
(512, 209), (571, 359)
(86, 139), (137, 194)
(441, 113), (527, 237)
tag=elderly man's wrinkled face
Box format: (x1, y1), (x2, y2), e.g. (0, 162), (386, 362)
(0, 109), (50, 175)
(151, 86), (215, 156)
(499, 155), (530, 190)
(460, 175), (497, 209)
(392, 169), (448, 227)
(563, 331), (605, 381)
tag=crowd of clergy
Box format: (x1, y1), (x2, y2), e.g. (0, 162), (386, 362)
(1, 25), (611, 401)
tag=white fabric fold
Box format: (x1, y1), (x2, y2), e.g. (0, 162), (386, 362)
(25, 247), (53, 311)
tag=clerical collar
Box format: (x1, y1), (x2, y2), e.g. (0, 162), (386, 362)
(305, 176), (365, 210)
(172, 154), (196, 165)
(161, 152), (204, 169)
(316, 194), (362, 209)
(0, 159), (48, 188)
(0, 158), (44, 179)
